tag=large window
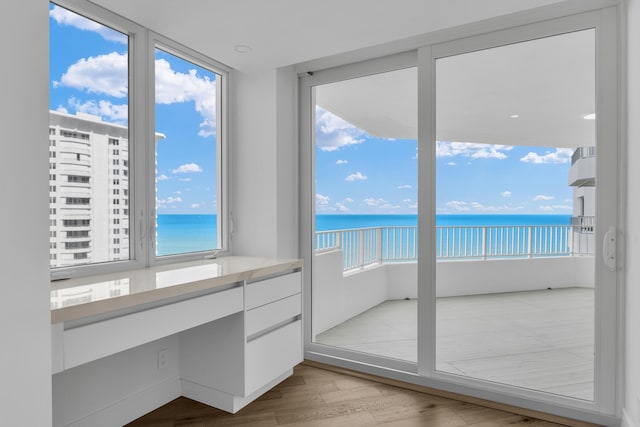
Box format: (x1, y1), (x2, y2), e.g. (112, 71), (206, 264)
(49, 1), (228, 277)
(154, 48), (221, 257)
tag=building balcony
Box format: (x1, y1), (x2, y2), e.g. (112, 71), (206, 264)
(313, 223), (595, 400)
(568, 146), (596, 187)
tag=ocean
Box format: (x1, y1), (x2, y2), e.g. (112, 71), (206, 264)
(316, 214), (571, 231)
(156, 213), (571, 256)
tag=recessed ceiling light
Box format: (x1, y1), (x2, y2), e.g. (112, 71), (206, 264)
(583, 113), (596, 120)
(234, 44), (252, 54)
(510, 114), (520, 119)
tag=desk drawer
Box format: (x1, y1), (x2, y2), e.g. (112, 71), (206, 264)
(63, 286), (243, 370)
(245, 293), (301, 337)
(245, 271), (301, 310)
(245, 319), (302, 396)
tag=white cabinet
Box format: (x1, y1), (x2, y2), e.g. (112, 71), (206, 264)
(180, 270), (303, 413)
(51, 257), (303, 423)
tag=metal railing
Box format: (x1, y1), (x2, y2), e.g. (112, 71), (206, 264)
(316, 222), (594, 271)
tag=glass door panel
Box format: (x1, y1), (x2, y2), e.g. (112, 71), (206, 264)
(311, 67), (419, 363)
(434, 30), (596, 400)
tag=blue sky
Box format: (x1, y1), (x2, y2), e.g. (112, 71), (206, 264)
(315, 106), (574, 215)
(49, 4), (217, 215)
(49, 4), (573, 218)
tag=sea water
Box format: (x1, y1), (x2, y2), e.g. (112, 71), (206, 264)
(156, 214), (571, 256)
(316, 214), (570, 230)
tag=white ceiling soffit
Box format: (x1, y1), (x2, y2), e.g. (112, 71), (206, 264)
(91, 0), (565, 72)
(316, 29), (595, 148)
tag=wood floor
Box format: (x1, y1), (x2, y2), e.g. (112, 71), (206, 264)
(125, 364), (571, 427)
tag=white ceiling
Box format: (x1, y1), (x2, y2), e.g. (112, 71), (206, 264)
(90, 0), (565, 72)
(90, 0), (592, 147)
(316, 29), (595, 147)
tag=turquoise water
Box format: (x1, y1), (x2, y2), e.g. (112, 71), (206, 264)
(156, 214), (571, 256)
(156, 214), (218, 256)
(316, 214), (570, 230)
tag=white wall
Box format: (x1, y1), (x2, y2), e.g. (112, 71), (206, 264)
(315, 253), (593, 334)
(625, 1), (640, 426)
(52, 336), (180, 427)
(386, 257), (594, 299)
(0, 1), (52, 425)
(275, 66), (299, 259)
(231, 67), (299, 259)
(313, 251), (388, 335)
(231, 69), (278, 257)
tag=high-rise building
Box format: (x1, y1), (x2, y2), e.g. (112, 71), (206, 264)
(48, 110), (129, 268)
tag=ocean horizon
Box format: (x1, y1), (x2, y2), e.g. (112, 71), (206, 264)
(156, 213), (572, 256)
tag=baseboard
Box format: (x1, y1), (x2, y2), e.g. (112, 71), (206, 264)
(63, 376), (181, 427)
(623, 408), (637, 427)
(181, 369), (294, 414)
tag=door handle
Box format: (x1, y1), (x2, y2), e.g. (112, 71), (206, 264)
(603, 226), (616, 272)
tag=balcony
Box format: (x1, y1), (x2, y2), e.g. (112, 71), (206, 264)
(313, 222), (595, 400)
(568, 146), (596, 187)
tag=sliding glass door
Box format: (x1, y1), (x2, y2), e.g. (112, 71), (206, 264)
(432, 30), (596, 400)
(303, 7), (620, 419)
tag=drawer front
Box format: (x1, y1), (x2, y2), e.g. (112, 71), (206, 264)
(245, 319), (302, 396)
(245, 271), (301, 310)
(245, 293), (301, 337)
(63, 286), (243, 370)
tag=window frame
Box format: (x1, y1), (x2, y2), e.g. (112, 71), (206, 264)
(50, 0), (230, 279)
(149, 33), (230, 266)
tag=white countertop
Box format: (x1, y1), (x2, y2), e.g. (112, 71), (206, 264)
(51, 256), (303, 324)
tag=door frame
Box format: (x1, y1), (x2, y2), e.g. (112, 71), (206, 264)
(300, 4), (622, 424)
(418, 7), (621, 415)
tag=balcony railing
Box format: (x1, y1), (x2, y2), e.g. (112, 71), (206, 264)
(316, 222), (594, 272)
(571, 146), (596, 165)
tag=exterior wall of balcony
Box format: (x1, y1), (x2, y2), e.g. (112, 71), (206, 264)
(314, 250), (594, 336)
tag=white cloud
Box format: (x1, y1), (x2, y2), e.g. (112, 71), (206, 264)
(345, 172), (367, 182)
(55, 52), (216, 137)
(172, 163), (203, 174)
(443, 199), (527, 213)
(363, 197), (399, 209)
(336, 159), (348, 165)
(520, 148), (573, 164)
(446, 201), (470, 212)
(501, 191), (512, 198)
(191, 203), (201, 209)
(343, 197), (354, 203)
(54, 52), (128, 98)
(56, 106), (69, 114)
(409, 204), (418, 209)
(156, 174), (169, 181)
(315, 193), (330, 205)
(155, 58), (217, 137)
(533, 194), (554, 201)
(335, 203), (349, 212)
(50, 5), (127, 43)
(397, 185), (412, 189)
(158, 196), (182, 204)
(447, 162), (457, 166)
(68, 97), (128, 123)
(470, 202), (500, 212)
(178, 178), (192, 182)
(539, 205), (572, 212)
(436, 141), (513, 159)
(403, 198), (412, 203)
(315, 107), (365, 151)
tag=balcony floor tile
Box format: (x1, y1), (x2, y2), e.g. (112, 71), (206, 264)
(315, 287), (594, 400)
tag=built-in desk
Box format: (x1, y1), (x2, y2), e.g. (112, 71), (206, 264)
(51, 256), (303, 426)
